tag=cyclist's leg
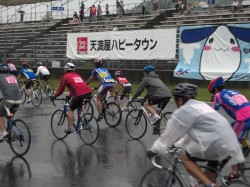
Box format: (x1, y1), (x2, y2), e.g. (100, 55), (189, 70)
(24, 79), (32, 98)
(0, 100), (8, 139)
(181, 150), (213, 186)
(120, 86), (131, 109)
(67, 97), (79, 133)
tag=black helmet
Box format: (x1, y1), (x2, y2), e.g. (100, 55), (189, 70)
(94, 58), (103, 67)
(0, 64), (9, 74)
(172, 83), (198, 98)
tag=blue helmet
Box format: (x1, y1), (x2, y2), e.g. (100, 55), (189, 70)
(144, 65), (154, 73)
(208, 77), (225, 93)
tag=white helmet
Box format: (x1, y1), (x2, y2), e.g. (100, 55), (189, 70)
(37, 62), (42, 66)
(64, 62), (75, 71)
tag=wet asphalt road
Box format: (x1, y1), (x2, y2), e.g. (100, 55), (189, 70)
(0, 95), (248, 187)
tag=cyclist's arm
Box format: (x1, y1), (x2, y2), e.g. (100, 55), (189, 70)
(54, 76), (67, 98)
(86, 75), (94, 85)
(151, 115), (189, 154)
(35, 67), (40, 77)
(132, 78), (147, 100)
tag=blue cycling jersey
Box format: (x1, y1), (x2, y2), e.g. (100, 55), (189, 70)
(91, 67), (115, 84)
(19, 68), (36, 79)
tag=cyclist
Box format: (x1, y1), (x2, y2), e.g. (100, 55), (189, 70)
(86, 58), (115, 121)
(51, 62), (92, 134)
(6, 59), (18, 76)
(17, 61), (36, 103)
(147, 83), (245, 187)
(35, 62), (50, 83)
(0, 65), (22, 141)
(208, 76), (250, 180)
(130, 65), (171, 123)
(112, 70), (132, 111)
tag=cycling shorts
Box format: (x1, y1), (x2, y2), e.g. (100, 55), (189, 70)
(232, 119), (250, 141)
(0, 99), (22, 116)
(25, 79), (36, 89)
(69, 93), (92, 111)
(9, 70), (18, 76)
(120, 86), (132, 100)
(147, 96), (171, 110)
(98, 83), (115, 96)
(186, 150), (231, 172)
(40, 74), (50, 82)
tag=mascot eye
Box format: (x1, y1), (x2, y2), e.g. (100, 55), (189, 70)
(230, 38), (235, 45)
(208, 38), (214, 44)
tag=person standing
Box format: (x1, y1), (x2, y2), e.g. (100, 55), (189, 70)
(208, 0), (215, 15)
(97, 5), (102, 21)
(106, 4), (109, 16)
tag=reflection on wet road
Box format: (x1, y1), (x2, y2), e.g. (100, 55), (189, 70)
(0, 96), (248, 187)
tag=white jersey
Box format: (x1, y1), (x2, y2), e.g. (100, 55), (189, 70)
(151, 99), (245, 167)
(35, 66), (50, 76)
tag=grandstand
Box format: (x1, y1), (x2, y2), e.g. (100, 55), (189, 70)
(0, 0), (250, 73)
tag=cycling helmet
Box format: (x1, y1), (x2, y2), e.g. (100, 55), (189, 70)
(144, 65), (154, 73)
(114, 70), (123, 76)
(37, 62), (42, 66)
(172, 83), (198, 98)
(22, 61), (29, 67)
(208, 77), (225, 94)
(0, 64), (9, 74)
(94, 58), (103, 66)
(64, 62), (75, 71)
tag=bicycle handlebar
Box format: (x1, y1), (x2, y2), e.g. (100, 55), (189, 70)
(51, 96), (71, 106)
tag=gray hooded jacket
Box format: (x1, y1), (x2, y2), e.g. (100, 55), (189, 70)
(132, 71), (171, 100)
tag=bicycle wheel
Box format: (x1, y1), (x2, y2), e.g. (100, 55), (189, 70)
(31, 89), (42, 107)
(139, 167), (184, 187)
(78, 113), (99, 145)
(8, 119), (31, 156)
(44, 81), (54, 97)
(104, 102), (122, 128)
(125, 109), (147, 140)
(239, 162), (250, 182)
(229, 179), (250, 186)
(51, 109), (68, 140)
(21, 88), (26, 105)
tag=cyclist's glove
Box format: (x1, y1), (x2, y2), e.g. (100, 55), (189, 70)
(93, 87), (98, 91)
(147, 149), (157, 160)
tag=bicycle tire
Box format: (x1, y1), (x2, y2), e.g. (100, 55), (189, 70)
(8, 119), (31, 156)
(78, 113), (99, 145)
(104, 102), (122, 128)
(10, 156), (32, 178)
(51, 109), (68, 140)
(139, 167), (184, 187)
(45, 81), (54, 97)
(31, 89), (42, 107)
(228, 179), (250, 186)
(125, 109), (147, 140)
(21, 88), (26, 105)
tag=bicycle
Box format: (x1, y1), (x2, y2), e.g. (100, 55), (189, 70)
(1, 104), (31, 156)
(35, 78), (54, 97)
(51, 96), (99, 145)
(107, 87), (136, 111)
(125, 98), (172, 140)
(19, 79), (43, 107)
(92, 93), (122, 128)
(140, 147), (250, 187)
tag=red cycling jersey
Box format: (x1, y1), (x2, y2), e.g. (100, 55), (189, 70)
(54, 71), (92, 98)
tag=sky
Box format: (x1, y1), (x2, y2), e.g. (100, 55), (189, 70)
(0, 0), (145, 23)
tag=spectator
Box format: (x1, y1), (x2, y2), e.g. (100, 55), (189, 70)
(179, 0), (186, 16)
(208, 0), (215, 15)
(89, 6), (93, 22)
(79, 1), (84, 22)
(97, 5), (102, 21)
(120, 1), (125, 15)
(106, 4), (109, 16)
(91, 5), (97, 21)
(19, 10), (25, 22)
(116, 0), (121, 14)
(142, 0), (148, 15)
(187, 3), (192, 15)
(238, 0), (243, 11)
(73, 11), (79, 20)
(232, 0), (239, 13)
(153, 0), (159, 11)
